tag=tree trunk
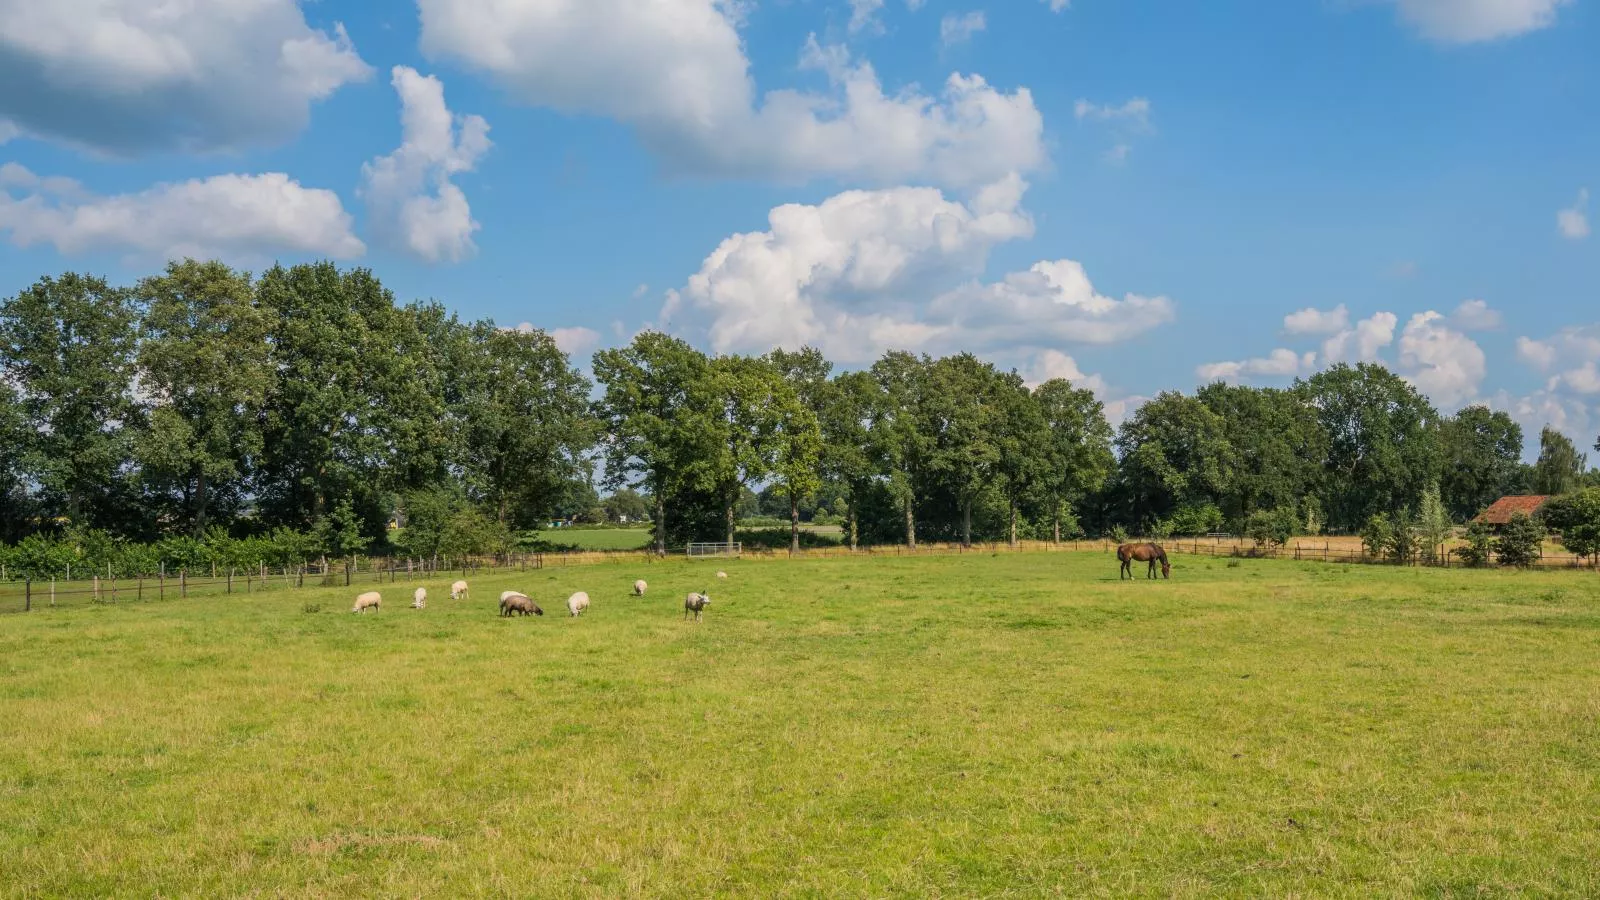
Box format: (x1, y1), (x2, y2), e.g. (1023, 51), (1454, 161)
(848, 496), (858, 551)
(1009, 496), (1018, 549)
(789, 488), (800, 554)
(963, 499), (973, 548)
(193, 468), (209, 538)
(654, 490), (666, 555)
(904, 497), (916, 549)
(726, 498), (736, 546)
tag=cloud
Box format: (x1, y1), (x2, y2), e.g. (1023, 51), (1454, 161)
(1516, 336), (1560, 371)
(928, 259), (1176, 352)
(417, 1), (1044, 189)
(1320, 312), (1399, 365)
(0, 163), (363, 262)
(1387, 0), (1572, 43)
(1558, 188), (1590, 240)
(1043, 0), (1070, 11)
(940, 11), (987, 47)
(1450, 299), (1502, 331)
(1074, 97), (1153, 163)
(549, 326), (603, 357)
(1196, 349), (1317, 383)
(669, 174), (1035, 360)
(631, 284), (650, 300)
(1074, 98), (1152, 128)
(1488, 387), (1593, 458)
(1023, 349), (1108, 395)
(1283, 303), (1351, 335)
(1396, 311), (1486, 408)
(1515, 324), (1600, 372)
(0, 0), (370, 155)
(850, 0), (885, 33)
(359, 67), (491, 263)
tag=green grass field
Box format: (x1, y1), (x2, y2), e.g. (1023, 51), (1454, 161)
(4, 552), (1599, 896)
(533, 526), (655, 550)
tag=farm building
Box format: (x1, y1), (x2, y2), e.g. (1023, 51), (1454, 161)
(1473, 495), (1551, 529)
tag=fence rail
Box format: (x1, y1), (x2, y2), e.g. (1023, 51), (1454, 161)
(3, 537), (1595, 614)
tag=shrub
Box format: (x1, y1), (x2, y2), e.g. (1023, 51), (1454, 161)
(1539, 487), (1600, 565)
(1108, 524), (1130, 544)
(1495, 513), (1545, 568)
(1245, 508), (1298, 549)
(1163, 504), (1224, 538)
(1361, 514), (1393, 559)
(1456, 522), (1494, 568)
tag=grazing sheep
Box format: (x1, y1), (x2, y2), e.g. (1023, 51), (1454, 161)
(450, 580), (469, 601)
(716, 571), (728, 580)
(499, 591), (543, 617)
(567, 591), (590, 617)
(632, 579), (647, 597)
(684, 591), (711, 621)
(411, 587), (427, 609)
(352, 591), (382, 613)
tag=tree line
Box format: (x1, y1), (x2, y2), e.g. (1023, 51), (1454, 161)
(3, 261), (1599, 576)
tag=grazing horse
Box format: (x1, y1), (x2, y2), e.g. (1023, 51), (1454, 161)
(1118, 542), (1171, 580)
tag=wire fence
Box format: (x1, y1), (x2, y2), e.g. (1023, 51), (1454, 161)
(3, 537), (1595, 614)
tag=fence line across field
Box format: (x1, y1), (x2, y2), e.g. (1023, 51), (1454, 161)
(3, 536), (1595, 613)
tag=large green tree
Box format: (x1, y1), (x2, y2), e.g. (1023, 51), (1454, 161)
(0, 382), (32, 540)
(0, 273), (141, 530)
(707, 355), (790, 544)
(1438, 406), (1524, 521)
(871, 351), (930, 547)
(1299, 363), (1440, 531)
(1032, 379), (1114, 542)
(1539, 487), (1600, 565)
(592, 332), (717, 553)
(1196, 383), (1325, 525)
(819, 369), (884, 551)
(766, 349), (828, 553)
(1113, 392), (1233, 532)
(993, 372), (1047, 548)
(254, 263), (448, 538)
(1531, 426), (1587, 495)
(135, 260), (273, 536)
(456, 322), (595, 527)
(921, 354), (1006, 547)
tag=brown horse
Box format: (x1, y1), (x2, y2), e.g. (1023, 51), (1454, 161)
(1118, 542), (1171, 580)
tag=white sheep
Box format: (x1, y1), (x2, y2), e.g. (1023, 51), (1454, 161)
(411, 587), (427, 609)
(632, 579), (647, 597)
(567, 591), (590, 617)
(716, 571), (728, 580)
(352, 591), (382, 613)
(450, 580), (469, 601)
(684, 591), (711, 621)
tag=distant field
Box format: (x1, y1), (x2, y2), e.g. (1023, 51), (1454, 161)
(534, 527), (653, 550)
(4, 553), (1600, 895)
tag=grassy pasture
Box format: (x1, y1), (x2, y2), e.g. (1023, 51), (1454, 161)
(3, 552), (1599, 896)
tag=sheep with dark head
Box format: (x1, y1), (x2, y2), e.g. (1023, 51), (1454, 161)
(499, 591), (543, 617)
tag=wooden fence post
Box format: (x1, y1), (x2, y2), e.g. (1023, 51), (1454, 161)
(138, 577), (143, 602)
(93, 576), (100, 602)
(180, 569), (187, 598)
(228, 569), (233, 594)
(24, 579), (30, 612)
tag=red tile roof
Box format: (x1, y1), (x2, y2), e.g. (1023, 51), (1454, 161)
(1474, 495), (1550, 525)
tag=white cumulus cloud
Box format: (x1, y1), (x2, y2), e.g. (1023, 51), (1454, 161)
(359, 66), (491, 264)
(1450, 299), (1502, 330)
(1388, 0), (1572, 44)
(1196, 349), (1317, 383)
(1320, 312), (1399, 365)
(1397, 311), (1486, 408)
(1074, 98), (1152, 127)
(668, 175), (1035, 360)
(0, 0), (370, 155)
(0, 163), (363, 262)
(550, 327), (603, 357)
(1023, 349), (1108, 395)
(1558, 188), (1590, 240)
(417, 0), (1044, 189)
(1283, 303), (1351, 335)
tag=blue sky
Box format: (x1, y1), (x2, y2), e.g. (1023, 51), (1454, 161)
(1, 0), (1596, 454)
